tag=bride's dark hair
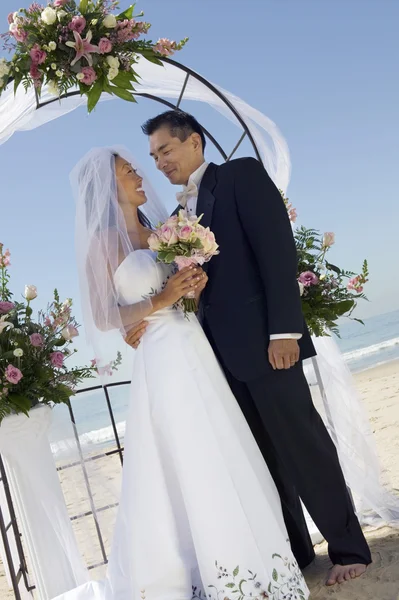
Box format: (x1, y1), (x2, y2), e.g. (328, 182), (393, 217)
(112, 153), (152, 230)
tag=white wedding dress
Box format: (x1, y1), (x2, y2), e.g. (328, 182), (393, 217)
(54, 250), (309, 600)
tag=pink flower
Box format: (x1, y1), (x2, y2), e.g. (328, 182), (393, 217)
(54, 0), (68, 6)
(288, 207), (297, 223)
(90, 359), (97, 367)
(98, 37), (113, 54)
(298, 271), (319, 287)
(159, 225), (178, 246)
(13, 28), (28, 43)
(0, 302), (15, 314)
(347, 276), (363, 293)
(153, 38), (177, 57)
(179, 225), (193, 241)
(80, 66), (97, 85)
(50, 351), (64, 369)
(61, 324), (79, 340)
(202, 231), (219, 255)
(66, 30), (99, 67)
(30, 44), (47, 65)
(148, 232), (162, 252)
(5, 365), (23, 385)
(30, 333), (44, 347)
(44, 317), (52, 327)
(175, 256), (197, 270)
(29, 63), (41, 81)
(68, 16), (87, 34)
(7, 13), (15, 24)
(322, 232), (335, 248)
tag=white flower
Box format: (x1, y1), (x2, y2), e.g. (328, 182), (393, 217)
(106, 55), (120, 69)
(298, 281), (304, 296)
(41, 7), (57, 25)
(48, 41), (57, 51)
(57, 10), (67, 21)
(9, 23), (17, 33)
(0, 59), (10, 77)
(24, 285), (37, 301)
(15, 67), (20, 72)
(107, 67), (119, 81)
(47, 80), (60, 96)
(91, 19), (98, 26)
(103, 14), (117, 28)
(13, 348), (23, 357)
(56, 70), (63, 77)
(51, 63), (57, 70)
(0, 316), (13, 333)
(76, 72), (85, 81)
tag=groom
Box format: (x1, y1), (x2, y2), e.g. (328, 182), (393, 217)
(127, 110), (371, 585)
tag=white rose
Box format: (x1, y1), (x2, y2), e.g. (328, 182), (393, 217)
(49, 41), (57, 51)
(107, 67), (119, 81)
(41, 7), (57, 25)
(57, 10), (67, 21)
(13, 348), (23, 357)
(24, 285), (37, 301)
(76, 72), (85, 81)
(56, 70), (63, 77)
(47, 80), (60, 96)
(51, 63), (57, 70)
(106, 55), (120, 69)
(298, 281), (304, 296)
(103, 14), (117, 28)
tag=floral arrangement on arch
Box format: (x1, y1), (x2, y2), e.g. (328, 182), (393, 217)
(0, 0), (188, 112)
(0, 243), (121, 423)
(281, 192), (369, 337)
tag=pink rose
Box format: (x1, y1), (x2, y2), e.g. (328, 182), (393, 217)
(202, 231), (218, 255)
(179, 225), (193, 241)
(30, 333), (44, 347)
(322, 232), (335, 248)
(148, 232), (162, 252)
(5, 365), (23, 385)
(69, 16), (86, 33)
(80, 66), (97, 85)
(50, 351), (64, 369)
(29, 63), (41, 81)
(298, 271), (319, 287)
(160, 225), (178, 246)
(30, 44), (47, 65)
(54, 0), (68, 6)
(288, 207), (297, 223)
(175, 256), (197, 270)
(98, 37), (113, 54)
(0, 302), (15, 314)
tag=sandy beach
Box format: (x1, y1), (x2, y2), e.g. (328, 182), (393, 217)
(1, 360), (398, 600)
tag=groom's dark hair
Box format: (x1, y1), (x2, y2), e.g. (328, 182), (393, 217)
(142, 110), (206, 152)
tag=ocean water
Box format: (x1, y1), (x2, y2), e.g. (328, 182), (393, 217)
(49, 310), (399, 459)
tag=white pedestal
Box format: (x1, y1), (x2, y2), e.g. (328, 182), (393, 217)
(0, 405), (88, 600)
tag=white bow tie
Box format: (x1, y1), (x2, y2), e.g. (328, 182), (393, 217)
(176, 180), (198, 208)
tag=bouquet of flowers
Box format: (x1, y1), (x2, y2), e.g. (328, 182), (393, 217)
(281, 191), (369, 337)
(0, 1), (188, 112)
(148, 210), (219, 313)
(0, 242), (121, 423)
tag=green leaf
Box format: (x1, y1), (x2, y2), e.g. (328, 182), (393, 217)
(139, 49), (164, 66)
(25, 306), (33, 317)
(326, 262), (341, 275)
(79, 0), (89, 14)
(53, 337), (66, 347)
(9, 394), (31, 415)
(109, 85), (137, 103)
(13, 71), (23, 96)
(164, 252), (176, 264)
(272, 569), (278, 582)
(334, 299), (355, 316)
(225, 584), (235, 589)
(87, 78), (104, 113)
(111, 71), (135, 90)
(117, 4), (135, 20)
(233, 566), (239, 577)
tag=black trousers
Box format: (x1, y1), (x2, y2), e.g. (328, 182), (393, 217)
(207, 336), (372, 567)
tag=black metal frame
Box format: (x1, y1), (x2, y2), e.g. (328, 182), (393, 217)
(0, 57), (263, 599)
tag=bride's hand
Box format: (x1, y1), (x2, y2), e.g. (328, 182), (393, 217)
(154, 267), (202, 310)
(194, 269), (208, 302)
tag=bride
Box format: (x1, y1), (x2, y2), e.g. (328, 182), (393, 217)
(62, 146), (309, 600)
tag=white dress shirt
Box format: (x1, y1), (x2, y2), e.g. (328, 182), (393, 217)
(178, 162), (301, 342)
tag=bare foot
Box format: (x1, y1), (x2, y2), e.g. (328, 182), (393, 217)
(326, 563), (367, 586)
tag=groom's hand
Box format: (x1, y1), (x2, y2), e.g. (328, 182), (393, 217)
(125, 321), (149, 350)
(268, 339), (300, 370)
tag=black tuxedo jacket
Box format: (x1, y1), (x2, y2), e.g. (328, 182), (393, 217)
(178, 158), (315, 381)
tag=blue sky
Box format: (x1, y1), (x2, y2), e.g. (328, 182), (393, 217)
(1, 0), (398, 373)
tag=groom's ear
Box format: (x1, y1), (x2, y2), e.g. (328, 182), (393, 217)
(191, 132), (204, 154)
